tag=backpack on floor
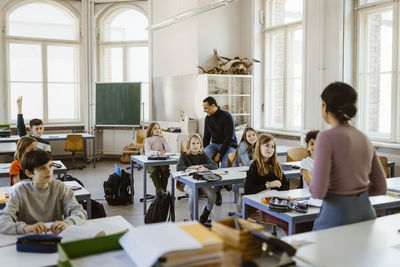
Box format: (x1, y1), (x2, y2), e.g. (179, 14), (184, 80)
(79, 199), (107, 219)
(144, 189), (175, 224)
(103, 169), (132, 206)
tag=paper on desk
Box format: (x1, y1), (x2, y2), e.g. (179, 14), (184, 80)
(119, 223), (202, 267)
(59, 225), (105, 243)
(70, 250), (137, 267)
(305, 198), (322, 207)
(258, 188), (311, 200)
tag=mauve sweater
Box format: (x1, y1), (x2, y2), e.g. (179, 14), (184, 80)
(310, 124), (387, 199)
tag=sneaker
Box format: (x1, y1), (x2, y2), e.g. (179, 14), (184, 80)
(215, 191), (222, 206)
(199, 206), (211, 224)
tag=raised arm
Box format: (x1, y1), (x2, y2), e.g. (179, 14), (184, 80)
(16, 96), (27, 137)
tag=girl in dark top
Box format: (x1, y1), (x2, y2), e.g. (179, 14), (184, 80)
(177, 134), (218, 224)
(245, 134), (289, 195)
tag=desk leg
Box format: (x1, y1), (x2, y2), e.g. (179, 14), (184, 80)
(93, 137), (96, 168)
(242, 199), (247, 219)
(63, 170), (67, 181)
(391, 165), (394, 178)
(87, 196), (92, 219)
(143, 166), (147, 215)
(130, 160), (134, 204)
(171, 174), (175, 222)
(193, 185), (199, 220)
(288, 221), (295, 235)
(83, 138), (88, 163)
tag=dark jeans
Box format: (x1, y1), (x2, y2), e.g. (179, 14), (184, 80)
(148, 165), (170, 192)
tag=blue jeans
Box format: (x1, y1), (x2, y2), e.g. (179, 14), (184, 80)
(204, 143), (236, 193)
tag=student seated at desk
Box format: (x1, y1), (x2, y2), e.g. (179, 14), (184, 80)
(232, 126), (258, 167)
(0, 150), (87, 235)
(16, 96), (51, 152)
(144, 122), (171, 192)
(10, 136), (37, 185)
(177, 134), (218, 224)
(300, 130), (319, 189)
(311, 82), (387, 231)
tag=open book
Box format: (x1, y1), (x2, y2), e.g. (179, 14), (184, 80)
(59, 225), (106, 243)
(258, 188), (311, 201)
(119, 222), (223, 267)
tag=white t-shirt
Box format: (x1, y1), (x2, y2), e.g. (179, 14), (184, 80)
(300, 157), (314, 190)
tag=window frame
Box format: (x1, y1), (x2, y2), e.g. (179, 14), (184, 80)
(355, 0), (399, 142)
(3, 0), (82, 125)
(97, 4), (150, 123)
(262, 0), (304, 132)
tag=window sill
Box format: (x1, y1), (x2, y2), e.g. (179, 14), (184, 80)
(256, 129), (302, 138)
(372, 141), (400, 150)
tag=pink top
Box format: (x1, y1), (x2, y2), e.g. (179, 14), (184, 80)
(310, 124), (387, 199)
(144, 136), (170, 156)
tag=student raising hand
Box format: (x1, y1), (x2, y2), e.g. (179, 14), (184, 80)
(50, 221), (69, 234)
(24, 222), (48, 234)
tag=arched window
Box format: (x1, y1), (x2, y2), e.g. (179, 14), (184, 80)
(5, 1), (81, 123)
(98, 6), (149, 122)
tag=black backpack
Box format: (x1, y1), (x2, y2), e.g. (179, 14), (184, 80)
(144, 190), (175, 224)
(79, 199), (107, 219)
(103, 169), (132, 206)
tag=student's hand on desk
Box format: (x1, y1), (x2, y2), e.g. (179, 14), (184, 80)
(213, 153), (221, 163)
(157, 150), (165, 156)
(198, 166), (209, 171)
(50, 221), (69, 234)
(24, 222), (48, 234)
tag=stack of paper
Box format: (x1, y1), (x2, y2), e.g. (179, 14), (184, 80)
(258, 188), (311, 201)
(119, 222), (224, 267)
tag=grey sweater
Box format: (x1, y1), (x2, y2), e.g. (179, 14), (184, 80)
(0, 180), (87, 234)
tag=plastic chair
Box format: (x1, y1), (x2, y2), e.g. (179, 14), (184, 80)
(379, 156), (390, 178)
(65, 135), (85, 170)
(286, 148), (308, 162)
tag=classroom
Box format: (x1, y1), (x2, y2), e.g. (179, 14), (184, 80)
(0, 0), (400, 266)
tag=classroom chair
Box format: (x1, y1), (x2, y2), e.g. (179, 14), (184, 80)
(178, 140), (189, 201)
(286, 147), (308, 162)
(65, 134), (85, 170)
(378, 156), (390, 178)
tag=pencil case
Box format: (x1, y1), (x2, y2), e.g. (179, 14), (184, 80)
(147, 156), (169, 160)
(16, 234), (62, 253)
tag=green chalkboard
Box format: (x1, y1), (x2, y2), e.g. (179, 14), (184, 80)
(96, 82), (141, 126)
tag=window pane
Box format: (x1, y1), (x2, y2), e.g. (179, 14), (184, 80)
(128, 47), (149, 82)
(266, 80), (284, 128)
(8, 3), (77, 40)
(358, 8), (392, 137)
(9, 82), (42, 121)
(269, 0), (303, 27)
(48, 83), (77, 120)
(359, 0), (381, 6)
(9, 43), (42, 82)
(103, 47), (123, 82)
(48, 45), (78, 83)
(103, 9), (148, 41)
(287, 28), (302, 129)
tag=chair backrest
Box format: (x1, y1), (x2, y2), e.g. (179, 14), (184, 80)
(378, 156), (390, 178)
(180, 141), (186, 153)
(136, 129), (145, 145)
(286, 148), (308, 162)
(65, 135), (84, 152)
(227, 151), (236, 167)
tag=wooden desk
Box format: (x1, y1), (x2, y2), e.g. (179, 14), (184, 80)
(0, 134), (96, 168)
(242, 189), (400, 235)
(0, 160), (67, 180)
(282, 213), (400, 266)
(130, 155), (179, 214)
(0, 216), (133, 267)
